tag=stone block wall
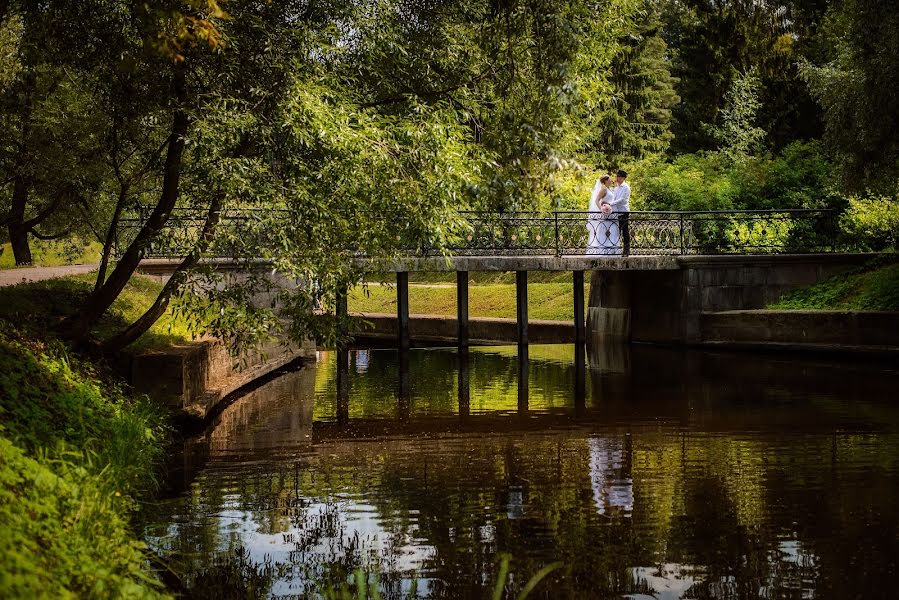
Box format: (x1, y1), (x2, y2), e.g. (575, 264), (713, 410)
(588, 254), (880, 344)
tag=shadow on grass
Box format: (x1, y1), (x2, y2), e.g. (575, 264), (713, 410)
(0, 274), (194, 353)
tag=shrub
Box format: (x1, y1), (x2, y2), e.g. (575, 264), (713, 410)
(841, 194), (899, 251)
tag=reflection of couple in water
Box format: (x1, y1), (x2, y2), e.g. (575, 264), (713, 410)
(586, 169), (630, 256)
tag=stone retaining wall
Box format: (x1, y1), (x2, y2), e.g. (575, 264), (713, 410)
(352, 312), (576, 345)
(131, 338), (315, 420)
(700, 310), (899, 354)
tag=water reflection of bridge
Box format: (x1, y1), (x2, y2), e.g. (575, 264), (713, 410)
(171, 343), (898, 483)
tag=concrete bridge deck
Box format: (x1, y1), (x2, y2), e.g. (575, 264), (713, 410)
(137, 252), (883, 350)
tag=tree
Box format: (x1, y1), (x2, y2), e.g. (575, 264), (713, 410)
(0, 0), (635, 350)
(0, 11), (109, 265)
(662, 0), (825, 154)
(801, 0), (899, 191)
(709, 68), (766, 162)
(600, 0), (680, 163)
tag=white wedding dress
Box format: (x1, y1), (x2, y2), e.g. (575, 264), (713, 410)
(586, 184), (621, 255)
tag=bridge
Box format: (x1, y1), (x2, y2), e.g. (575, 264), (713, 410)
(127, 208), (873, 349)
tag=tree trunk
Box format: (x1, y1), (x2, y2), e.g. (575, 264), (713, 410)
(94, 183), (128, 294)
(8, 175), (32, 265)
(62, 69), (189, 342)
(102, 196), (221, 353)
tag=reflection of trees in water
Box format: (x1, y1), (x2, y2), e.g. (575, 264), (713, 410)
(149, 426), (899, 599)
(148, 346), (899, 598)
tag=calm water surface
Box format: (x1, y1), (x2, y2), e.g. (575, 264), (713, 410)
(143, 345), (899, 599)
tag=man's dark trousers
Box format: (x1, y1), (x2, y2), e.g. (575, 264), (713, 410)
(619, 212), (630, 256)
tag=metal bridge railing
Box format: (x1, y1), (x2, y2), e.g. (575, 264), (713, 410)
(117, 208), (839, 259)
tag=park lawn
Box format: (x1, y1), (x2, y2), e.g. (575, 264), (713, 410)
(0, 239), (102, 269)
(769, 259), (899, 311)
(350, 280), (587, 321)
(0, 274), (198, 352)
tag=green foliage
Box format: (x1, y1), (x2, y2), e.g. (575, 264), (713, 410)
(0, 331), (169, 598)
(600, 0), (680, 162)
(633, 140), (837, 212)
(842, 194), (899, 251)
(632, 151), (736, 211)
(0, 438), (168, 599)
(800, 0), (899, 191)
(709, 69), (766, 162)
(770, 260), (899, 311)
(664, 0), (825, 154)
(0, 332), (166, 492)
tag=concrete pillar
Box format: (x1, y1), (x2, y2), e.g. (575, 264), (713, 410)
(335, 283), (348, 345)
(574, 270), (585, 345)
(586, 271), (631, 346)
(516, 270), (528, 346)
(457, 271), (469, 349)
(397, 271), (410, 351)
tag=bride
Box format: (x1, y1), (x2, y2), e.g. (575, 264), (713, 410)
(586, 174), (621, 255)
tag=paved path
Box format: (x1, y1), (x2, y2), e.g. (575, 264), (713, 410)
(0, 264), (98, 287)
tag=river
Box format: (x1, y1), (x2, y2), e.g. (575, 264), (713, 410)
(143, 344), (899, 599)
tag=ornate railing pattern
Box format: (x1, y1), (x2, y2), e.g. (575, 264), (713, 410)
(117, 208), (838, 258)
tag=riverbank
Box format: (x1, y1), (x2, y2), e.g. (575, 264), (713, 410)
(0, 275), (195, 597)
(0, 328), (170, 598)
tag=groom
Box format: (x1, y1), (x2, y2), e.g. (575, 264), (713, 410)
(608, 169), (631, 255)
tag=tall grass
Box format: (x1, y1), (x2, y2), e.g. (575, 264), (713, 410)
(0, 330), (170, 598)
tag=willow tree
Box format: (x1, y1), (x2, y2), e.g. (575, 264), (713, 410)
(5, 0), (634, 350)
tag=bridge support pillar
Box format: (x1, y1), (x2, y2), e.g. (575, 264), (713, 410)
(516, 270), (528, 346)
(397, 271), (410, 351)
(457, 271), (469, 349)
(573, 270), (585, 345)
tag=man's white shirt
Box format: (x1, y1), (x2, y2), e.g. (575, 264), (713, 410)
(609, 182), (630, 213)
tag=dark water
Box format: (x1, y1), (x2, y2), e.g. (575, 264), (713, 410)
(143, 345), (899, 599)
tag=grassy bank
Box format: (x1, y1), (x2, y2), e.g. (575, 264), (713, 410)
(0, 329), (170, 598)
(770, 259), (899, 311)
(0, 274), (195, 352)
(0, 275), (203, 597)
(351, 272), (587, 321)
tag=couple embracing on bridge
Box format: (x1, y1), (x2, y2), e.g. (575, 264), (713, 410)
(586, 169), (630, 256)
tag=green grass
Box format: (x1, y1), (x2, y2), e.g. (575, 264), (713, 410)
(0, 239), (102, 269)
(350, 279), (587, 321)
(0, 274), (197, 352)
(0, 330), (169, 598)
(769, 259), (899, 311)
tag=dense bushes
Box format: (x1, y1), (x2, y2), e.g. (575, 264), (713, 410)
(842, 194), (899, 251)
(631, 141), (840, 212)
(0, 331), (169, 598)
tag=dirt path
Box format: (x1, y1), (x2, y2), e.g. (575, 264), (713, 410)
(0, 264), (98, 287)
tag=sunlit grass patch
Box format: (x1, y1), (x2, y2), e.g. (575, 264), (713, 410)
(0, 239), (102, 269)
(350, 280), (586, 321)
(770, 258), (899, 311)
(0, 273), (196, 352)
(0, 331), (169, 598)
